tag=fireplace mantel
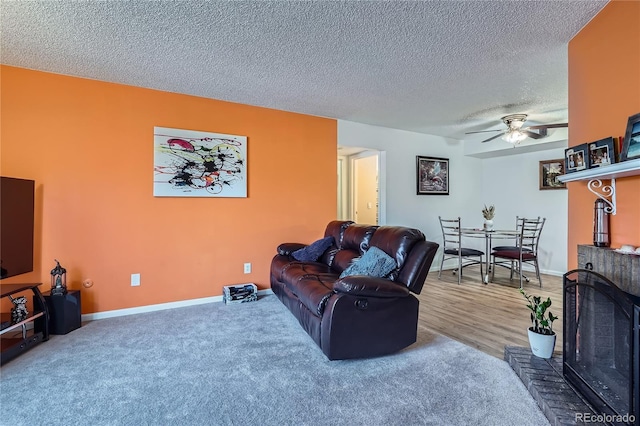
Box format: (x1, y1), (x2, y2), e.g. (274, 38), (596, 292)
(577, 244), (640, 298)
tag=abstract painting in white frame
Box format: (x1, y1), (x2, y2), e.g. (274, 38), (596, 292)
(154, 127), (247, 197)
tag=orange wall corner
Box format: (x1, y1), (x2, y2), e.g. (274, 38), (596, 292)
(1, 66), (338, 313)
(567, 0), (640, 269)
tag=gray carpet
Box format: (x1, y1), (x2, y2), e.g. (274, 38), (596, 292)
(0, 295), (548, 426)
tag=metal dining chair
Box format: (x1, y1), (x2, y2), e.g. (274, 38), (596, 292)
(491, 216), (527, 252)
(438, 216), (484, 284)
(491, 217), (546, 288)
(491, 216), (537, 278)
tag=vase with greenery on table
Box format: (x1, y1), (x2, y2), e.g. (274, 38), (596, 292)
(482, 204), (495, 231)
(520, 289), (558, 358)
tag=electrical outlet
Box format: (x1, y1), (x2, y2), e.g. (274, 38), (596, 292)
(131, 273), (141, 286)
(243, 263), (252, 274)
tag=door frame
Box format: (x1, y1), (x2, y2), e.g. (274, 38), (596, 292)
(348, 150), (386, 225)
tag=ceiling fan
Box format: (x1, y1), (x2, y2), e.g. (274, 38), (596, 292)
(466, 114), (568, 144)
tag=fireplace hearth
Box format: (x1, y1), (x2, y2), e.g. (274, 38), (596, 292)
(563, 248), (640, 426)
(506, 246), (639, 425)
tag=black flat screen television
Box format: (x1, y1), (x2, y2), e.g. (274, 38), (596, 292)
(0, 177), (35, 279)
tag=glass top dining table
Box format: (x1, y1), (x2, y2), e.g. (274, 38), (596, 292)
(460, 228), (521, 284)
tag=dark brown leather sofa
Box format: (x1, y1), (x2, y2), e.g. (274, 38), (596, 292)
(270, 220), (439, 360)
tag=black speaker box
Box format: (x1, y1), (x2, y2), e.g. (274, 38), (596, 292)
(44, 290), (81, 335)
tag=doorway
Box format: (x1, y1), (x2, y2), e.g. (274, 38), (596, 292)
(353, 154), (378, 224)
(337, 147), (385, 225)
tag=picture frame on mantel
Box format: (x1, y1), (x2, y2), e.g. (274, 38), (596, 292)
(564, 143), (588, 173)
(587, 136), (616, 169)
(416, 156), (449, 195)
(620, 112), (640, 161)
(539, 159), (566, 190)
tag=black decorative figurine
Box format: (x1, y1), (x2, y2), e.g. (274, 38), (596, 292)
(50, 259), (67, 296)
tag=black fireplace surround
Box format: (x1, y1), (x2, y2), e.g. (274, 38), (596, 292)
(564, 268), (639, 425)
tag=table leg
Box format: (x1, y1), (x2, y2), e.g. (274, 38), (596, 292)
(483, 233), (491, 284)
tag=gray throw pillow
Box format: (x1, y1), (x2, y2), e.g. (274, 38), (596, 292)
(339, 246), (396, 279)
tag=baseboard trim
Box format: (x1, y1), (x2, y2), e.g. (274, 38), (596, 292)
(81, 288), (274, 322)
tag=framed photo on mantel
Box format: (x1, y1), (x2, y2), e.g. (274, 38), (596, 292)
(564, 143), (588, 173)
(587, 137), (616, 169)
(621, 112), (640, 161)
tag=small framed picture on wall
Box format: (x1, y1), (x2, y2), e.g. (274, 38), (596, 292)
(587, 137), (616, 168)
(416, 156), (449, 195)
(564, 143), (588, 173)
(620, 112), (640, 161)
(539, 159), (567, 190)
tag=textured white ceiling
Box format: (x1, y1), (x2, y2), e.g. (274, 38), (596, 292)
(1, 1), (608, 140)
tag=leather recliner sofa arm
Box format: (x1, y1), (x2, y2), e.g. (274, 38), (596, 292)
(334, 276), (410, 298)
(277, 243), (307, 256)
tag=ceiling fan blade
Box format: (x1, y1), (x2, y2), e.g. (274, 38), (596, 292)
(523, 129), (546, 139)
(527, 123), (568, 130)
(480, 133), (505, 143)
(465, 129), (503, 135)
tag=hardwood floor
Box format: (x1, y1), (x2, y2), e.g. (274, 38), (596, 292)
(417, 265), (564, 359)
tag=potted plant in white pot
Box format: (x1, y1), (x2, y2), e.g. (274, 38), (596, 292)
(482, 205), (495, 231)
(520, 289), (558, 359)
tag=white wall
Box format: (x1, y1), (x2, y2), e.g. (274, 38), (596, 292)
(338, 120), (568, 276)
(338, 120), (485, 264)
(481, 148), (568, 275)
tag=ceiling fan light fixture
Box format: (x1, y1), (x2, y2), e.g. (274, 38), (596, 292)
(510, 120), (525, 130)
(467, 113), (567, 144)
(502, 113), (528, 130)
(502, 130), (528, 144)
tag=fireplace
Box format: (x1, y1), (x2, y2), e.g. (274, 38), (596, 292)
(564, 249), (640, 425)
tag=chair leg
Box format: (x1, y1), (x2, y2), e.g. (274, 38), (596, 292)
(491, 256), (498, 282)
(479, 256), (484, 283)
(509, 260), (514, 280)
(490, 255), (495, 282)
(518, 260), (524, 289)
(534, 261), (542, 288)
(457, 255), (462, 285)
(438, 253), (447, 279)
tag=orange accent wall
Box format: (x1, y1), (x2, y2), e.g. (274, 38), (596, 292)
(567, 0), (640, 269)
(1, 66), (337, 313)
